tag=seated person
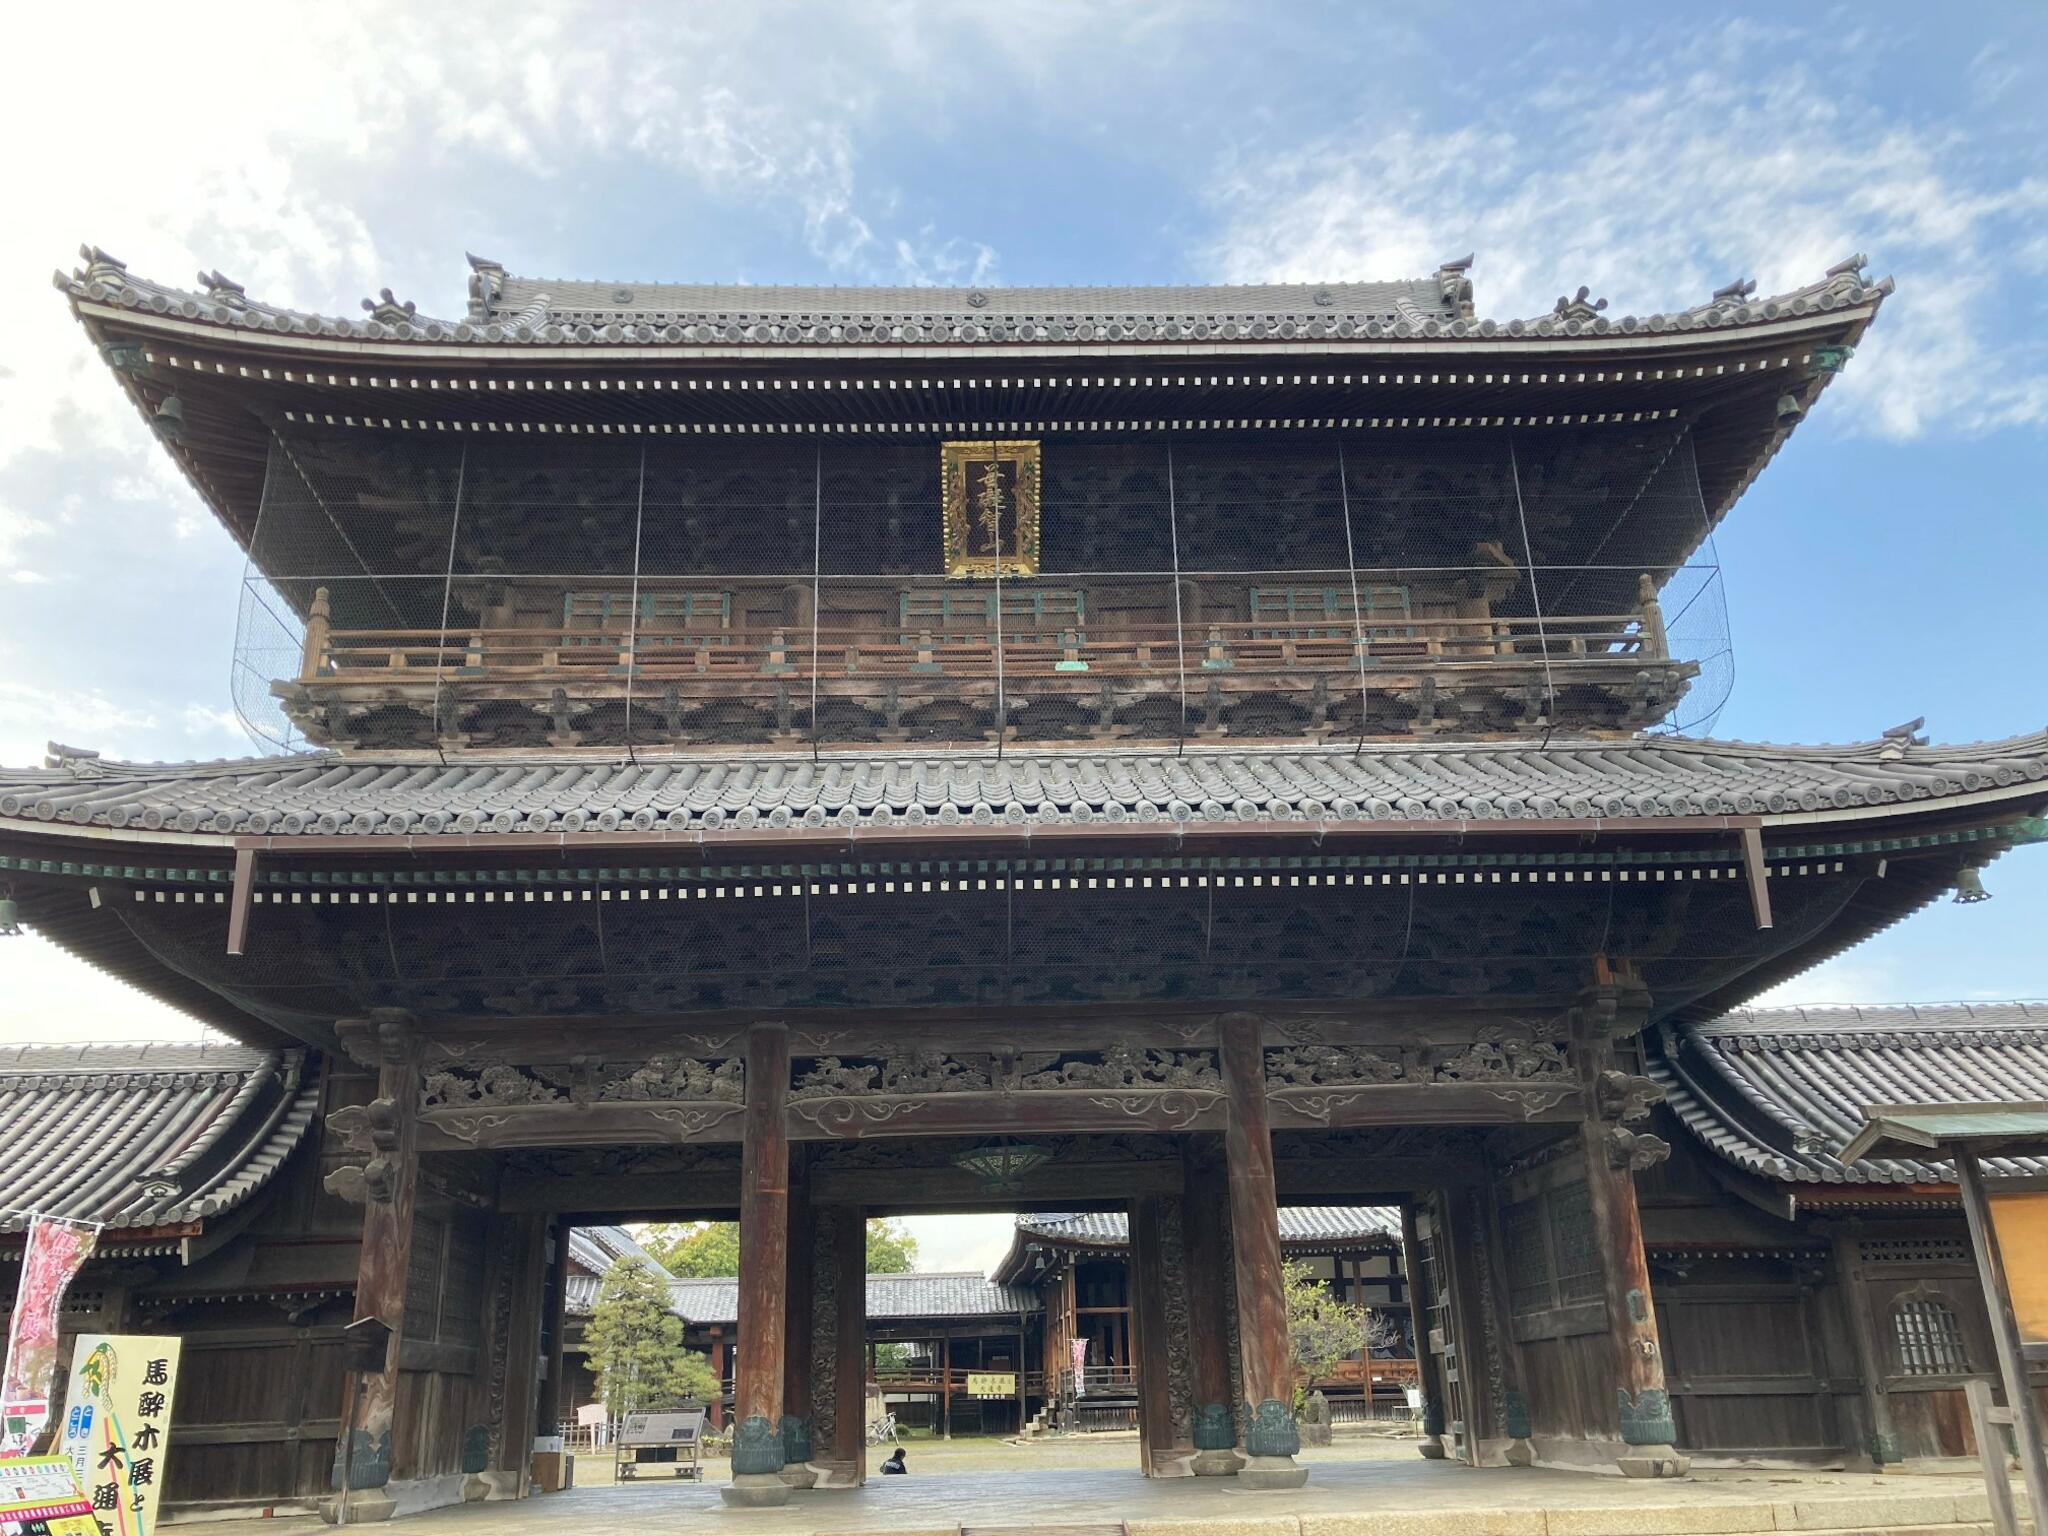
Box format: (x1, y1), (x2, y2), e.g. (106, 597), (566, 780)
(880, 1447), (908, 1475)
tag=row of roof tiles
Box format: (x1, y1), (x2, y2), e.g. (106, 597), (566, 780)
(1013, 1206), (1403, 1248)
(1650, 1002), (2048, 1186)
(0, 1044), (320, 1236)
(6, 733), (2045, 837)
(58, 248), (1886, 352)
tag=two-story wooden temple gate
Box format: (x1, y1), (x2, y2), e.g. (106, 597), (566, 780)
(8, 245), (2048, 1518)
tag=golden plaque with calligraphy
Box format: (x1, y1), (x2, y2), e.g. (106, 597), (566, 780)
(942, 440), (1041, 577)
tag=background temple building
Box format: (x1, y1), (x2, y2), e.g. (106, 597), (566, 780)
(2, 244), (2046, 1518)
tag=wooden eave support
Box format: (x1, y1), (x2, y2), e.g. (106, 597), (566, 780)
(226, 844), (256, 955)
(1739, 824), (1772, 930)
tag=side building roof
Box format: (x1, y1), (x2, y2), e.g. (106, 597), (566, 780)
(567, 1272), (1040, 1325)
(1651, 1002), (2048, 1190)
(0, 1042), (320, 1253)
(994, 1206), (1401, 1283)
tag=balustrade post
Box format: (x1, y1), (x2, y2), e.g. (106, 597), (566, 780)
(1636, 574), (1670, 660)
(301, 586), (331, 681)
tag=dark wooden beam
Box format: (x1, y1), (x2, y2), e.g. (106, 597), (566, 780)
(1182, 1141), (1241, 1476)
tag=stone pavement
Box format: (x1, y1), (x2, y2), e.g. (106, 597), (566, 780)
(169, 1454), (2028, 1535)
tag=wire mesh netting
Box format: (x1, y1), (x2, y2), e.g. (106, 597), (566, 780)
(231, 423), (1731, 756)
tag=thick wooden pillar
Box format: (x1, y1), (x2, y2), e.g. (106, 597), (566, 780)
(1183, 1142), (1243, 1475)
(811, 1204), (867, 1487)
(490, 1213), (551, 1500)
(1579, 1124), (1685, 1475)
(1401, 1202), (1449, 1459)
(1571, 987), (1688, 1479)
(1129, 1194), (1193, 1475)
(325, 1013), (421, 1523)
(779, 1148), (819, 1487)
(1218, 1013), (1307, 1488)
(725, 1023), (793, 1508)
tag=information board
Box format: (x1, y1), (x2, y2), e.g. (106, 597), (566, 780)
(966, 1372), (1016, 1397)
(55, 1335), (182, 1536)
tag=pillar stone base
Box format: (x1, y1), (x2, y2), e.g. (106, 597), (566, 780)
(1191, 1448), (1244, 1477)
(722, 1473), (795, 1508)
(318, 1489), (397, 1524)
(1417, 1436), (1448, 1460)
(1236, 1455), (1309, 1490)
(777, 1462), (819, 1489)
(1505, 1438), (1536, 1467)
(1617, 1446), (1691, 1479)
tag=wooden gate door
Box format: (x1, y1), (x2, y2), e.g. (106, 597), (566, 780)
(1416, 1197), (1473, 1463)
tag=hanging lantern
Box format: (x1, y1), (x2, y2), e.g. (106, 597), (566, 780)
(0, 887), (21, 937)
(1953, 867), (1991, 904)
(952, 1137), (1051, 1190)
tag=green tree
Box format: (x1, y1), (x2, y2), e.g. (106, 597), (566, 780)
(864, 1218), (918, 1273)
(1281, 1258), (1379, 1411)
(641, 1221), (741, 1277)
(585, 1257), (719, 1418)
(639, 1218), (918, 1276)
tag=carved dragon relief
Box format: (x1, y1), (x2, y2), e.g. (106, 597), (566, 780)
(419, 1055), (742, 1111)
(1265, 1045), (1406, 1087)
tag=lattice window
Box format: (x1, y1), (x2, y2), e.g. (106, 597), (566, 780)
(1860, 1237), (1969, 1265)
(1503, 1180), (1601, 1316)
(1551, 1182), (1603, 1305)
(1892, 1297), (1968, 1375)
(1503, 1197), (1552, 1315)
(1248, 583), (1414, 640)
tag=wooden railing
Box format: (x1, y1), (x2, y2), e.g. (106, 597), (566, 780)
(303, 612), (1665, 685)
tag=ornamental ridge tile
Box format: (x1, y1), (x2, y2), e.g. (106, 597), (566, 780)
(56, 247), (1891, 352)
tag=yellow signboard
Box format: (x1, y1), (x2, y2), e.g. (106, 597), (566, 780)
(1990, 1190), (2048, 1345)
(56, 1334), (182, 1536)
(0, 1453), (97, 1528)
(966, 1372), (1017, 1398)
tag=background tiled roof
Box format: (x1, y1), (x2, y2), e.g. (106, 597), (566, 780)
(639, 1271), (1037, 1326)
(7, 732), (2046, 836)
(1651, 1002), (2048, 1185)
(0, 1043), (319, 1237)
(1015, 1206), (1402, 1248)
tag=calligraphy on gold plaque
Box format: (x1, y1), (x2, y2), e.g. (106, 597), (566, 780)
(942, 440), (1041, 577)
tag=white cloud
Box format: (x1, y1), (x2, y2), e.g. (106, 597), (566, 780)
(0, 933), (213, 1046)
(1200, 23), (2048, 440)
(896, 1213), (1019, 1277)
(0, 676), (157, 770)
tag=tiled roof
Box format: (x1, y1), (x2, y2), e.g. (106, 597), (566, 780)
(1016, 1206), (1403, 1248)
(666, 1276), (740, 1326)
(0, 1043), (319, 1239)
(1654, 1003), (2048, 1186)
(54, 246), (1889, 352)
(865, 1271), (1040, 1318)
(6, 731), (2046, 837)
(642, 1272), (1036, 1326)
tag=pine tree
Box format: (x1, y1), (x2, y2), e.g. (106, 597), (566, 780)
(585, 1257), (719, 1418)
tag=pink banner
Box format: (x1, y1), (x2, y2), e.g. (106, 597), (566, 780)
(1, 1216), (98, 1458)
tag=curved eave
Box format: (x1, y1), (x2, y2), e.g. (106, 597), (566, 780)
(65, 282), (1882, 566)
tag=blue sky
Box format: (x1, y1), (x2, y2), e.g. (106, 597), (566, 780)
(1, 2), (2044, 1210)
